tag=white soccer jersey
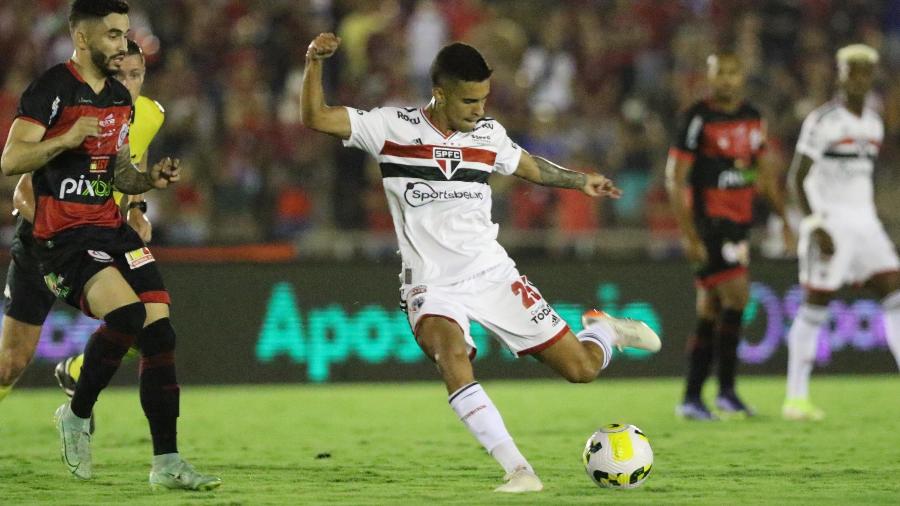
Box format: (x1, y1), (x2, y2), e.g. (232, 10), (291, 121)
(795, 99), (883, 218)
(344, 106), (523, 285)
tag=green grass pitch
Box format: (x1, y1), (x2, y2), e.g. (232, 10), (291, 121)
(1, 376), (898, 505)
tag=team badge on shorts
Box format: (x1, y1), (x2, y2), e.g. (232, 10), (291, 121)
(125, 247), (155, 269)
(87, 250), (114, 262)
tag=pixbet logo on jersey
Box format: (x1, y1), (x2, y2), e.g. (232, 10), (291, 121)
(433, 147), (462, 178)
(59, 175), (112, 199)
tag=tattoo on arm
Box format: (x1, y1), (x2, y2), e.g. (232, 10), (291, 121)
(113, 144), (154, 194)
(534, 156), (586, 189)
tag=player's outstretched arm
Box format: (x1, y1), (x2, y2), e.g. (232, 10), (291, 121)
(665, 151), (707, 264)
(513, 151), (622, 198)
(300, 32), (351, 139)
(1, 117), (99, 176)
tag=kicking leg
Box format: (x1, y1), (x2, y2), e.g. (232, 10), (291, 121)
(416, 316), (541, 493)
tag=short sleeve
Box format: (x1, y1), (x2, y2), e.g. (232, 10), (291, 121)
(795, 112), (825, 162)
(492, 123), (522, 176)
(343, 107), (387, 156)
(670, 108), (703, 163)
(15, 79), (59, 128)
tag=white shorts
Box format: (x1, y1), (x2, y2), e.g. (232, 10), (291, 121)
(798, 214), (900, 291)
(401, 262), (570, 358)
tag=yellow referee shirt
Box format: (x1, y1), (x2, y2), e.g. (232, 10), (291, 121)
(114, 95), (165, 205)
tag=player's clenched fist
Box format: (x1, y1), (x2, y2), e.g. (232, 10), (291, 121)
(60, 117), (100, 149)
(149, 157), (181, 189)
(583, 173), (623, 199)
(307, 33), (341, 60)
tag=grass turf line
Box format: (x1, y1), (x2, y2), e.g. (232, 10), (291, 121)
(0, 376), (898, 505)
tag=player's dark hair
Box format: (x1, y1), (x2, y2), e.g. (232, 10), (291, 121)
(126, 38), (143, 58)
(69, 0), (129, 28)
(430, 43), (493, 87)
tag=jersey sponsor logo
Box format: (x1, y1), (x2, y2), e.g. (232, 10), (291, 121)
(717, 168), (756, 189)
(396, 110), (420, 124)
(434, 147), (462, 178)
(59, 176), (113, 199)
(403, 181), (485, 207)
(125, 247), (155, 270)
(87, 250), (114, 262)
(89, 156), (110, 174)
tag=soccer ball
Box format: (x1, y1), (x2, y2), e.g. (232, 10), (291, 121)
(582, 423), (653, 489)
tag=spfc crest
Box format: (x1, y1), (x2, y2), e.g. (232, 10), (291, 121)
(433, 147), (462, 178)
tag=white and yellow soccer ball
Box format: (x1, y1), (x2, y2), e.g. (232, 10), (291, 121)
(583, 423), (653, 489)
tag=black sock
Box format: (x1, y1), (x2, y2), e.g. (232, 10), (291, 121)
(684, 318), (715, 401)
(70, 303), (144, 418)
(137, 318), (180, 455)
(717, 308), (744, 394)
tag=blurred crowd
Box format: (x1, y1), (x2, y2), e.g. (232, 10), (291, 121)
(1, 0), (899, 257)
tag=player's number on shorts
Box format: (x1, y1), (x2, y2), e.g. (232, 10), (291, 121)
(511, 277), (542, 308)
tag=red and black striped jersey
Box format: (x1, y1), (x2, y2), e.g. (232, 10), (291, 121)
(16, 61), (132, 240)
(669, 100), (766, 225)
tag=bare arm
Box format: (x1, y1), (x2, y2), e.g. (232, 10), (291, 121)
(114, 143), (155, 194)
(300, 33), (351, 139)
(13, 174), (35, 222)
(514, 151), (621, 197)
(787, 152), (815, 216)
(756, 153), (790, 221)
(665, 153), (706, 262)
(114, 144), (181, 195)
(1, 117), (99, 176)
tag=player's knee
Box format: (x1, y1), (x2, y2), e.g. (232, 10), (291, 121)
(137, 317), (176, 355)
(563, 358), (599, 384)
(103, 301), (146, 336)
(434, 345), (470, 368)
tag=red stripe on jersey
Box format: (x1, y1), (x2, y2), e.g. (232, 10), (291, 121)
(44, 105), (131, 156)
(33, 196), (123, 239)
(668, 147), (696, 164)
(702, 187), (755, 224)
(700, 119), (764, 160)
(381, 140), (497, 166)
(65, 61), (87, 83)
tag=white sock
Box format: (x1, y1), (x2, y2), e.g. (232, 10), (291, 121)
(786, 304), (828, 400)
(448, 382), (531, 474)
(881, 290), (900, 370)
(577, 321), (615, 370)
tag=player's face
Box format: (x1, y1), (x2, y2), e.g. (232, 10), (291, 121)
(708, 56), (744, 102)
(116, 54), (145, 102)
(839, 61), (875, 99)
(82, 14), (130, 77)
(439, 79), (490, 132)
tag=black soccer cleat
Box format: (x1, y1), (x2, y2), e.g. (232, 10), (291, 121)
(715, 391), (755, 418)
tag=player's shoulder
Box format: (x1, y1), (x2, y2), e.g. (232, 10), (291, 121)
(137, 96), (165, 115)
(805, 99), (843, 125)
(25, 63), (72, 95)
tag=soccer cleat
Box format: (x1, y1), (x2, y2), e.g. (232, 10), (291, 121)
(581, 309), (662, 352)
(715, 391), (755, 418)
(54, 401), (92, 479)
(494, 467), (543, 493)
(54, 357), (95, 435)
(54, 357), (78, 397)
(782, 398), (825, 422)
(676, 398), (718, 421)
(149, 458), (222, 491)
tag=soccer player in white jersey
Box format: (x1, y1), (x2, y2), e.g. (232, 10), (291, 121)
(783, 44), (900, 421)
(301, 33), (661, 493)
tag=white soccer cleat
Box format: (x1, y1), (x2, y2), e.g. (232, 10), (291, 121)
(582, 309), (661, 353)
(149, 457), (222, 491)
(494, 467), (543, 493)
(54, 401), (92, 480)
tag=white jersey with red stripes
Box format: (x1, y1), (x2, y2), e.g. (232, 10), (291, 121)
(344, 106), (523, 285)
(795, 99), (883, 218)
